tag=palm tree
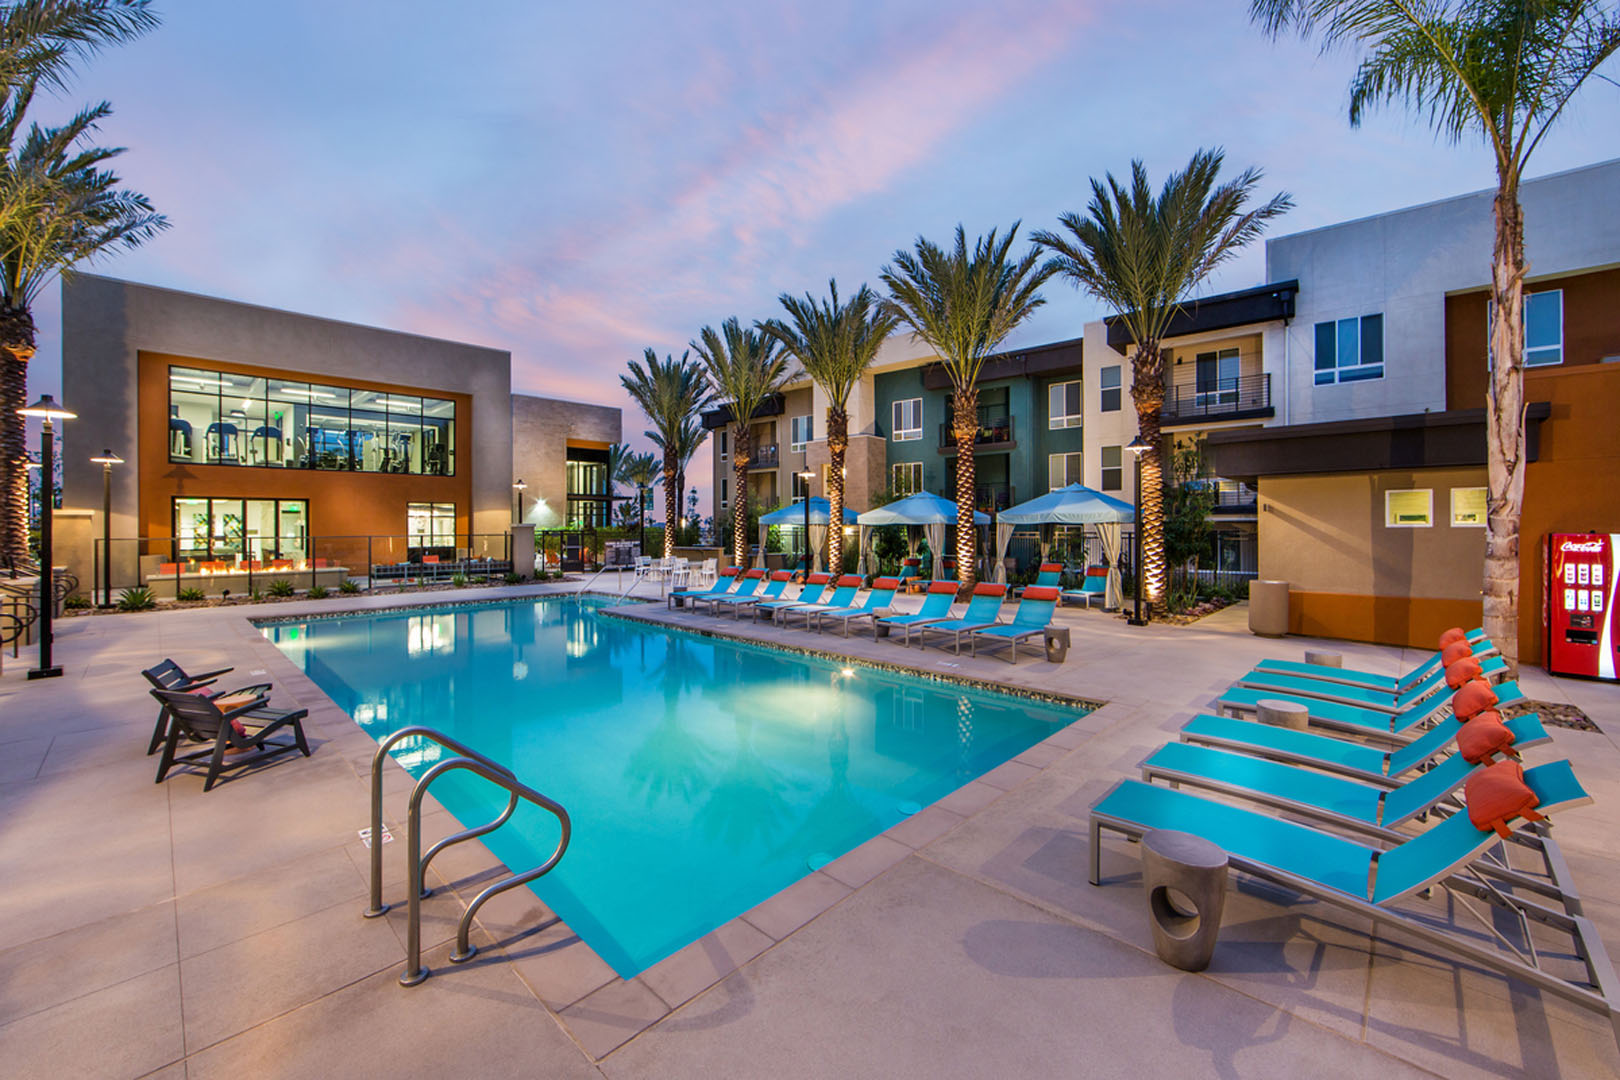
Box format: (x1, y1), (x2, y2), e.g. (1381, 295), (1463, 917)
(1250, 4), (1620, 665)
(1032, 151), (1290, 612)
(760, 280), (897, 576)
(620, 350), (710, 558)
(612, 445), (655, 529)
(691, 318), (788, 568)
(653, 414), (706, 535)
(880, 225), (1054, 588)
(0, 0), (165, 564)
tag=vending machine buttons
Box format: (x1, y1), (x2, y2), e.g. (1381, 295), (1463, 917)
(1579, 563), (1591, 585)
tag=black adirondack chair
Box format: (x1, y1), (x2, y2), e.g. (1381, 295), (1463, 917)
(141, 660), (273, 755)
(149, 687), (311, 791)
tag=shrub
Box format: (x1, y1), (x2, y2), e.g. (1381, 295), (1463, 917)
(450, 572), (468, 587)
(338, 579), (361, 594)
(64, 592), (92, 609)
(267, 579), (297, 598)
(306, 585), (328, 599)
(246, 588), (263, 602)
(117, 586), (156, 612)
(176, 586), (207, 602)
(503, 572), (524, 585)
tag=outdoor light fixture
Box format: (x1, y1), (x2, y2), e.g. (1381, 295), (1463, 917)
(512, 478), (527, 524)
(798, 470), (816, 574)
(18, 394), (75, 678)
(90, 449), (123, 608)
(1126, 435), (1150, 628)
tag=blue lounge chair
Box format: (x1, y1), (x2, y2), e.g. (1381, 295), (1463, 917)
(668, 566), (739, 609)
(777, 575), (862, 628)
(813, 578), (900, 637)
(1233, 654), (1508, 713)
(1061, 567), (1108, 608)
(712, 570), (790, 618)
(1251, 628), (1496, 694)
(1012, 562), (1063, 598)
(876, 581), (959, 646)
(1087, 762), (1617, 1047)
(1214, 679), (1527, 739)
(693, 568), (763, 614)
(1179, 711), (1551, 783)
(970, 586), (1061, 663)
(897, 560), (922, 589)
(754, 573), (830, 623)
(916, 584), (1006, 654)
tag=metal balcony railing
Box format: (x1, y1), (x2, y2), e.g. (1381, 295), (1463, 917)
(938, 411), (1015, 450)
(749, 443), (780, 470)
(1164, 373), (1271, 423)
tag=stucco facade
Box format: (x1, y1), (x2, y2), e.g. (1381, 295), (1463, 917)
(511, 393), (623, 529)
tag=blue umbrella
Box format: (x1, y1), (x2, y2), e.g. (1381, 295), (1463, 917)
(856, 490), (989, 526)
(758, 497), (859, 526)
(996, 483), (1134, 525)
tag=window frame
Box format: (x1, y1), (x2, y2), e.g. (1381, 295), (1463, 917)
(789, 414), (813, 453)
(1524, 289), (1564, 367)
(1450, 486), (1487, 528)
(1048, 380), (1082, 429)
(891, 461), (923, 496)
(1100, 365), (1122, 413)
(1384, 488), (1434, 529)
(1048, 451), (1083, 490)
(1194, 347), (1240, 406)
(1313, 314), (1384, 385)
(891, 397), (923, 442)
(1100, 445), (1123, 493)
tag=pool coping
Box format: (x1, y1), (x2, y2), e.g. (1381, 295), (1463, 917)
(239, 585), (1115, 1062)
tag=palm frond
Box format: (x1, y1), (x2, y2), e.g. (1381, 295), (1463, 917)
(758, 278), (896, 410)
(689, 317), (789, 432)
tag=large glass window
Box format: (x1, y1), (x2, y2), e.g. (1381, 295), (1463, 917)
(172, 497), (308, 563)
(1525, 290), (1563, 366)
(168, 364), (455, 474)
(1195, 348), (1240, 406)
(790, 414), (813, 453)
(566, 447), (611, 528)
(1100, 445), (1123, 492)
(1314, 314), (1384, 384)
(1049, 452), (1083, 489)
(1048, 381), (1082, 429)
(892, 461), (922, 496)
(1100, 365), (1122, 412)
(407, 502), (457, 545)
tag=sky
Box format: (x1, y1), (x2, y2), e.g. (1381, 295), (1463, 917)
(26, 0), (1620, 510)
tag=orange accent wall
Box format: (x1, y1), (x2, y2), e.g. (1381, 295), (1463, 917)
(1287, 591), (1482, 649)
(137, 351), (474, 540)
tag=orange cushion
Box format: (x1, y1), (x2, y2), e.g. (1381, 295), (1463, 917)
(1455, 711), (1517, 765)
(423, 555), (439, 564)
(972, 583), (1007, 596)
(836, 575), (863, 587)
(805, 573), (831, 584)
(1444, 657), (1484, 689)
(1452, 678), (1499, 720)
(1022, 586), (1061, 601)
(1039, 563), (1063, 573)
(1440, 640), (1474, 666)
(873, 577), (901, 589)
(1464, 759), (1544, 838)
(770, 571), (792, 581)
(927, 581), (959, 595)
(1438, 627), (1469, 649)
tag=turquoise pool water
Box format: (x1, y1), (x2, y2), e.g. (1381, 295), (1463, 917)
(261, 596), (1088, 975)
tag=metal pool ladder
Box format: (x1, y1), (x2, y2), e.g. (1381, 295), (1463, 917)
(364, 726), (571, 986)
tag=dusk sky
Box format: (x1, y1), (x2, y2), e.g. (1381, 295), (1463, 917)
(29, 0), (1620, 507)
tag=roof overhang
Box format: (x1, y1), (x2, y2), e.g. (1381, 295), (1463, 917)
(1204, 403), (1550, 482)
(1105, 280), (1299, 355)
(920, 336), (1082, 391)
(701, 392), (787, 431)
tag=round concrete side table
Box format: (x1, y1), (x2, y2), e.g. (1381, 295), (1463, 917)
(1303, 649), (1342, 668)
(1256, 698), (1310, 730)
(1141, 830), (1228, 972)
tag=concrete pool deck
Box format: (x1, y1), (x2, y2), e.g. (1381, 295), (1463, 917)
(2, 580), (1617, 1078)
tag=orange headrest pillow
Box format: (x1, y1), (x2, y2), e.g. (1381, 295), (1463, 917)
(1456, 710), (1518, 765)
(1439, 627), (1469, 648)
(1440, 639), (1474, 666)
(1465, 760), (1543, 838)
(1445, 657), (1484, 689)
(1452, 678), (1499, 720)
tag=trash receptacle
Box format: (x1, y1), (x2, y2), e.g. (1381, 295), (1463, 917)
(1248, 580), (1289, 637)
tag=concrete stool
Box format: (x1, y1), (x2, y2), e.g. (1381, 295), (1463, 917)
(1256, 698), (1309, 730)
(1304, 649), (1342, 668)
(1141, 830), (1228, 972)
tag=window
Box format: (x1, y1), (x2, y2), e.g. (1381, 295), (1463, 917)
(892, 462), (922, 496)
(720, 477), (729, 508)
(1100, 366), (1122, 412)
(1100, 445), (1123, 492)
(1451, 487), (1487, 527)
(1195, 348), (1240, 405)
(891, 398), (923, 441)
(1049, 452), (1083, 490)
(1525, 290), (1563, 366)
(172, 497), (308, 563)
(168, 364), (455, 474)
(1384, 489), (1433, 528)
(791, 470), (811, 502)
(789, 415), (813, 452)
(407, 502), (457, 545)
(1048, 380), (1082, 429)
(565, 448), (611, 528)
(1313, 314), (1384, 384)
(719, 430), (728, 459)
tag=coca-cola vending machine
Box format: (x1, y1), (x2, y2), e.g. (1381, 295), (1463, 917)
(1544, 532), (1619, 680)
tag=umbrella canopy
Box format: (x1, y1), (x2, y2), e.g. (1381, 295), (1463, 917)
(997, 483), (1135, 525)
(758, 496), (859, 526)
(856, 490), (990, 526)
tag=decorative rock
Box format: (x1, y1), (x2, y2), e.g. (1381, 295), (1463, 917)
(1304, 649), (1342, 668)
(1141, 829), (1228, 972)
(1256, 698), (1309, 731)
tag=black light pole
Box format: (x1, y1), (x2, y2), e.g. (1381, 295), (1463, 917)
(637, 482), (648, 556)
(19, 394), (75, 678)
(1126, 434), (1150, 627)
(798, 470), (815, 575)
(512, 478), (527, 524)
(90, 449), (122, 608)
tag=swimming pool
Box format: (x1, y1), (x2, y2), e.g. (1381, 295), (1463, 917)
(261, 595), (1090, 975)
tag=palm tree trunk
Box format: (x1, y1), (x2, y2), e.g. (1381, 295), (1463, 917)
(1484, 173), (1526, 672)
(826, 405), (848, 575)
(661, 452), (678, 558)
(1132, 343), (1167, 608)
(952, 388), (979, 590)
(731, 425), (751, 569)
(0, 305), (35, 567)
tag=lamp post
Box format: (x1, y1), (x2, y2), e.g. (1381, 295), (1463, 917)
(18, 394), (75, 678)
(89, 449), (123, 608)
(637, 482), (648, 556)
(512, 478), (527, 524)
(1126, 434), (1150, 627)
(798, 470), (815, 576)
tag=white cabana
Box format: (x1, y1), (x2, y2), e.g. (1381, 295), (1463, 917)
(996, 483), (1136, 606)
(758, 497), (859, 573)
(857, 491), (989, 581)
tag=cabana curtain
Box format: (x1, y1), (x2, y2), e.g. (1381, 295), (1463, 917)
(994, 521), (1016, 584)
(858, 525), (874, 577)
(1098, 522), (1122, 610)
(808, 523), (827, 574)
(923, 523), (945, 580)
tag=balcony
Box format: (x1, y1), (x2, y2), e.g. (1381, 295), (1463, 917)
(1163, 373), (1273, 425)
(748, 442), (780, 471)
(1209, 480), (1258, 516)
(938, 410), (1015, 453)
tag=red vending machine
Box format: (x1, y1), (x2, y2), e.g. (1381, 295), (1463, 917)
(1544, 532), (1619, 680)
